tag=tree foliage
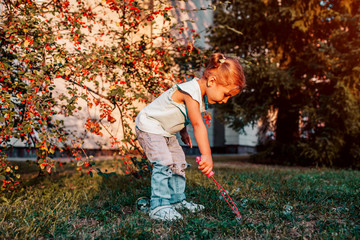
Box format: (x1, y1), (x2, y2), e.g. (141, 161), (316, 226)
(209, 0), (360, 167)
(0, 0), (203, 191)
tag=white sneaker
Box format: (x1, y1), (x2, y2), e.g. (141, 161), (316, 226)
(172, 200), (205, 213)
(149, 205), (183, 221)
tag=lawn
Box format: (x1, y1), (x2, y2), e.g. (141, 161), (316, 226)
(0, 156), (359, 239)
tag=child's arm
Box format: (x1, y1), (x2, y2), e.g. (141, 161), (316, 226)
(180, 127), (192, 148)
(183, 94), (213, 176)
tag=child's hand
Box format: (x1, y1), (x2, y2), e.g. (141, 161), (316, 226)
(180, 130), (192, 148)
(198, 155), (213, 176)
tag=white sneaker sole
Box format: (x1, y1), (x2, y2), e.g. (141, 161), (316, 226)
(149, 205), (183, 221)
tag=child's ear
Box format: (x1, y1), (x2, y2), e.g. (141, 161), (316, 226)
(207, 76), (216, 87)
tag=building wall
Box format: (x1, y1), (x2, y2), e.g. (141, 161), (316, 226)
(172, 0), (258, 153)
(3, 0), (258, 156)
(171, 0), (213, 48)
(224, 125), (257, 146)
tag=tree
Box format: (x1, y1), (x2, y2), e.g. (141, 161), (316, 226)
(208, 0), (360, 166)
(0, 0), (202, 191)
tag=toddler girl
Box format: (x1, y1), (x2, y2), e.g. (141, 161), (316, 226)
(135, 52), (246, 221)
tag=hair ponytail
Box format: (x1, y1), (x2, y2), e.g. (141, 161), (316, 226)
(209, 52), (226, 69)
(203, 52), (246, 88)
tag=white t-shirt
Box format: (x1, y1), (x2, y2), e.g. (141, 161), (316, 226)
(135, 78), (207, 137)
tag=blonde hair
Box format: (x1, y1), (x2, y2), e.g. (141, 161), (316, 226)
(203, 53), (246, 89)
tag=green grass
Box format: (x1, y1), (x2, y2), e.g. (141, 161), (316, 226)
(1, 157), (359, 239)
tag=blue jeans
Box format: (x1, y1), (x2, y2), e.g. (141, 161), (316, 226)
(150, 163), (186, 209)
(135, 128), (187, 210)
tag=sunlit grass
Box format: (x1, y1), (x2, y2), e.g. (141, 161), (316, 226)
(1, 158), (359, 239)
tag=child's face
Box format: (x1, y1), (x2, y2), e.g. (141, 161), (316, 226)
(206, 82), (241, 105)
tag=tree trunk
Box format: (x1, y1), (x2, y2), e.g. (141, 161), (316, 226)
(213, 107), (225, 147)
(275, 101), (300, 144)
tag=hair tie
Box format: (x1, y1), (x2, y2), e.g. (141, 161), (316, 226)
(219, 57), (226, 63)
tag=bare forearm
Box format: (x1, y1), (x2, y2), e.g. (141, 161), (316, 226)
(182, 93), (213, 175)
(193, 123), (211, 156)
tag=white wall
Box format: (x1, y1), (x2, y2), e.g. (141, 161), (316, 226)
(171, 0), (213, 48)
(173, 0), (258, 149)
(225, 125), (257, 147)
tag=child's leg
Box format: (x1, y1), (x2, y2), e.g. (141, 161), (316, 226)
(150, 164), (183, 220)
(167, 136), (187, 204)
(135, 128), (174, 209)
(167, 135), (205, 213)
(150, 163), (172, 209)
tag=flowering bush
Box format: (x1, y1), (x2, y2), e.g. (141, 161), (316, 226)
(0, 154), (20, 192)
(0, 0), (206, 188)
